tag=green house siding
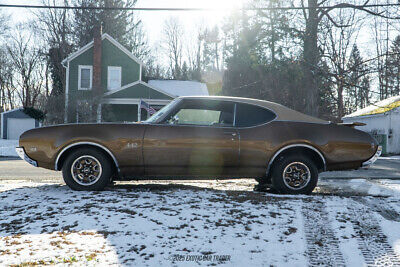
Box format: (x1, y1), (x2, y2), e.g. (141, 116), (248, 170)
(101, 38), (140, 88)
(105, 83), (173, 100)
(65, 34), (172, 123)
(68, 38), (140, 96)
(68, 47), (94, 96)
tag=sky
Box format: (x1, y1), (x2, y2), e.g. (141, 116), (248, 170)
(1, 0), (399, 100)
(0, 0), (246, 47)
(1, 0), (396, 54)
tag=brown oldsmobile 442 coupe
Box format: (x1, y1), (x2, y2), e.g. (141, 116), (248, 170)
(16, 96), (381, 194)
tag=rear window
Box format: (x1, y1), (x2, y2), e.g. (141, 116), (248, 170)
(235, 103), (276, 127)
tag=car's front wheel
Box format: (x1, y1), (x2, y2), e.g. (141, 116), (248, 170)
(270, 155), (318, 195)
(62, 148), (112, 191)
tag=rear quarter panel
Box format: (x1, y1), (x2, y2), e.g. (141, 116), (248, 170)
(238, 121), (376, 174)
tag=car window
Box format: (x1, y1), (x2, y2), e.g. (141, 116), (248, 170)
(174, 109), (221, 125)
(163, 99), (235, 127)
(145, 98), (180, 123)
(235, 103), (276, 127)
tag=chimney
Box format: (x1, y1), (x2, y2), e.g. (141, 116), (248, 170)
(92, 25), (102, 96)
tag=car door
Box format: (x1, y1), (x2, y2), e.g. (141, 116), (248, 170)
(143, 99), (239, 177)
(234, 102), (277, 176)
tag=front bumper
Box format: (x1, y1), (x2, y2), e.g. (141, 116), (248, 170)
(362, 146), (382, 168)
(15, 147), (38, 167)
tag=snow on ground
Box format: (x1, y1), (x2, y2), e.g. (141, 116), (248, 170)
(1, 179), (400, 266)
(0, 139), (18, 157)
(380, 155), (400, 160)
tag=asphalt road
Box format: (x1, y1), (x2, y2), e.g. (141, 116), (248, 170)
(0, 157), (62, 181)
(0, 157), (399, 181)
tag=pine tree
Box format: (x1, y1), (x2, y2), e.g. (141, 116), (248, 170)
(345, 44), (370, 112)
(201, 26), (221, 71)
(253, 0), (290, 63)
(358, 77), (371, 109)
(385, 35), (400, 97)
(181, 61), (189, 80)
(72, 0), (148, 59)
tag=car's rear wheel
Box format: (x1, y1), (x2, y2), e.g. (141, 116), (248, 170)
(270, 155), (318, 195)
(62, 148), (112, 191)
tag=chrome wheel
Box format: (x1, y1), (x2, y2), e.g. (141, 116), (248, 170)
(282, 162), (311, 190)
(71, 155), (103, 186)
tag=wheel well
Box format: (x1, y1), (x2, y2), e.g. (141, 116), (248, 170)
(269, 146), (325, 173)
(56, 144), (117, 172)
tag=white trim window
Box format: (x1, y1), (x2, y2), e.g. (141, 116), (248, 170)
(107, 66), (122, 91)
(78, 65), (93, 90)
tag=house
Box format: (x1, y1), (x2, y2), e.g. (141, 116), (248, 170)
(148, 80), (209, 97)
(342, 95), (400, 154)
(1, 108), (40, 140)
(62, 32), (208, 123)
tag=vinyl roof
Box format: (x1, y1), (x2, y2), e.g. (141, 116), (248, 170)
(179, 96), (328, 124)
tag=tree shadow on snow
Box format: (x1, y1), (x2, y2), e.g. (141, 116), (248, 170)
(0, 181), (397, 265)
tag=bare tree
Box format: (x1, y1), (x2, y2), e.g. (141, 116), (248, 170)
(297, 0), (400, 116)
(163, 17), (184, 79)
(0, 9), (11, 112)
(128, 19), (150, 60)
(31, 0), (73, 123)
(33, 0), (73, 97)
(186, 25), (204, 76)
(0, 48), (17, 111)
(320, 7), (363, 118)
(6, 27), (45, 108)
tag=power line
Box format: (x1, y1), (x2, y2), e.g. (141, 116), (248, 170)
(0, 3), (399, 11)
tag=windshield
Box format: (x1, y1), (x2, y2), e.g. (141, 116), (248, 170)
(145, 98), (180, 123)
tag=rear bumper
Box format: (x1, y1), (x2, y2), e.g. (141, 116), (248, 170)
(362, 146), (382, 168)
(15, 147), (38, 167)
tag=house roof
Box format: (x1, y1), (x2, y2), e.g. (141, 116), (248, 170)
(148, 80), (209, 97)
(0, 108), (23, 115)
(104, 80), (176, 99)
(343, 95), (400, 118)
(61, 33), (144, 66)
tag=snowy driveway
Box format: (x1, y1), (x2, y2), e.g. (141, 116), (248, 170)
(1, 179), (400, 266)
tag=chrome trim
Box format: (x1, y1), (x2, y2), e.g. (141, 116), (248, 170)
(55, 142), (119, 171)
(155, 98), (278, 129)
(276, 120), (330, 125)
(222, 99), (278, 128)
(16, 147), (38, 167)
(282, 161), (311, 190)
(233, 103), (237, 126)
(153, 98), (182, 123)
(174, 96), (329, 128)
(362, 146), (382, 168)
(266, 144), (326, 174)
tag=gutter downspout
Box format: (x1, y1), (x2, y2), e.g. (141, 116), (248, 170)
(62, 60), (69, 123)
(92, 25), (103, 123)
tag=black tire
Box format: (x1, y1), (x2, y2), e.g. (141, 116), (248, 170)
(270, 154), (318, 195)
(62, 148), (113, 191)
(254, 174), (271, 184)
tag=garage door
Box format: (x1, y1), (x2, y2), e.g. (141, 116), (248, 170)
(7, 118), (36, 140)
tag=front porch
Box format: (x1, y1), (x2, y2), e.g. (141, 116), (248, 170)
(100, 98), (170, 122)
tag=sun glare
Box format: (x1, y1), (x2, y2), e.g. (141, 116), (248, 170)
(196, 0), (246, 16)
